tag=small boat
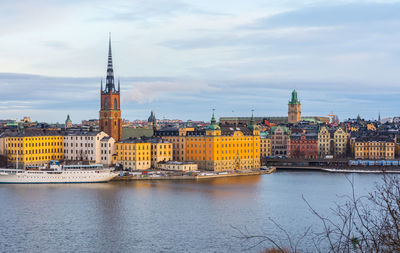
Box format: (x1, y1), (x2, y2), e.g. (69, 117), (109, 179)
(0, 164), (118, 184)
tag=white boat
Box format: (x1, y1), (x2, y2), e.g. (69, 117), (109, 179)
(0, 164), (118, 184)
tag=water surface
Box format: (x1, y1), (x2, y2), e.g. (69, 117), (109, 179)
(0, 171), (383, 252)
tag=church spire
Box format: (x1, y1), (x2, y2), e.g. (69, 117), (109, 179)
(105, 33), (115, 93)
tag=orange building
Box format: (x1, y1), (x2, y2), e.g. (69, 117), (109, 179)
(157, 113), (260, 172)
(99, 35), (122, 141)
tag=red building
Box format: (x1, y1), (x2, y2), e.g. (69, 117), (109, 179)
(99, 35), (122, 141)
(288, 131), (318, 159)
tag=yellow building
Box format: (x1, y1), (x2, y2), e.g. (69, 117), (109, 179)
(0, 131), (63, 168)
(113, 138), (151, 170)
(318, 126), (348, 158)
(354, 138), (395, 160)
(149, 138), (173, 168)
(260, 134), (271, 158)
(185, 113), (260, 172)
(156, 127), (194, 161)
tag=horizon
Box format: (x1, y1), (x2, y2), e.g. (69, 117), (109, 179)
(1, 0), (400, 122)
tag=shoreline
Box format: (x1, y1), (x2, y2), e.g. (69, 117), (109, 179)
(112, 167), (276, 181)
(276, 166), (400, 174)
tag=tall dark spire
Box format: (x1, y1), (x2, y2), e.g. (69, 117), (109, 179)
(105, 33), (115, 93)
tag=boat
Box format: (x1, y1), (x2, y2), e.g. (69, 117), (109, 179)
(0, 164), (118, 184)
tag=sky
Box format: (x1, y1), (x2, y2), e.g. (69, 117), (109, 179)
(1, 0), (400, 123)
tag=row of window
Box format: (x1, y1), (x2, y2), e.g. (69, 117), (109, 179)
(8, 149), (62, 155)
(8, 142), (62, 147)
(64, 143), (94, 147)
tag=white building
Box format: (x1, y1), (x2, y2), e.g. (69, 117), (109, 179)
(158, 161), (198, 172)
(100, 136), (115, 166)
(63, 131), (114, 166)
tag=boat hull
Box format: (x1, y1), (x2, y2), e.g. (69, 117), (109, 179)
(0, 170), (118, 184)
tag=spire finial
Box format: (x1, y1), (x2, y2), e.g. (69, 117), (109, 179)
(105, 33), (115, 93)
(250, 109), (255, 125)
(100, 79), (103, 91)
(211, 109), (216, 124)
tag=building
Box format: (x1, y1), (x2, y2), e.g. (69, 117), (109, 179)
(288, 131), (318, 159)
(81, 119), (99, 127)
(185, 113), (260, 171)
(155, 127), (195, 161)
(318, 126), (348, 158)
(158, 161), (198, 171)
(0, 131), (63, 168)
(65, 115), (72, 128)
(271, 126), (290, 156)
(114, 138), (152, 170)
(63, 131), (114, 165)
(219, 116), (288, 126)
(156, 113), (261, 171)
(288, 89), (301, 124)
(260, 133), (271, 158)
(99, 35), (122, 141)
(100, 136), (115, 166)
(147, 137), (172, 167)
(354, 137), (395, 160)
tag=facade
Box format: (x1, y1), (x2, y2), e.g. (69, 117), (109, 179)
(99, 36), (122, 141)
(114, 138), (152, 170)
(148, 138), (172, 167)
(158, 161), (198, 171)
(100, 136), (115, 166)
(184, 113), (260, 171)
(288, 89), (301, 124)
(271, 126), (290, 156)
(0, 131), (63, 168)
(63, 131), (112, 165)
(157, 114), (261, 172)
(354, 138), (395, 160)
(155, 127), (195, 161)
(318, 126), (348, 158)
(288, 131), (318, 159)
(260, 134), (271, 158)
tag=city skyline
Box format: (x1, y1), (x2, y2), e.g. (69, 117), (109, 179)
(1, 0), (400, 122)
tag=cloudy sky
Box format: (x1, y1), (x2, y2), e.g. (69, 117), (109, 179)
(1, 0), (400, 123)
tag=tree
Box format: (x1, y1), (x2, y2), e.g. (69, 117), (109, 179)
(235, 174), (400, 252)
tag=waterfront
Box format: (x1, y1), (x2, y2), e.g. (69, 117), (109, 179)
(0, 171), (384, 252)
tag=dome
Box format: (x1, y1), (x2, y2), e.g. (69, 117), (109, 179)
(206, 112), (220, 131)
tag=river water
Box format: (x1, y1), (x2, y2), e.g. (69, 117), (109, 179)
(0, 171), (385, 252)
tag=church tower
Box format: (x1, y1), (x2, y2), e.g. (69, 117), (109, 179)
(288, 89), (301, 124)
(99, 35), (122, 141)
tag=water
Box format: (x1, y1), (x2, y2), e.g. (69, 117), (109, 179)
(0, 171), (385, 252)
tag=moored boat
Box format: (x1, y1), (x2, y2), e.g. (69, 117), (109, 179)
(0, 164), (118, 184)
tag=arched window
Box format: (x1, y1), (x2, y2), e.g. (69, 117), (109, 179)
(104, 98), (108, 109)
(114, 98), (118, 110)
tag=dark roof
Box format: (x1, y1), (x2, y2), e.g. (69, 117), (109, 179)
(100, 136), (113, 141)
(63, 130), (100, 136)
(290, 133), (318, 140)
(220, 125), (254, 136)
(117, 137), (170, 144)
(0, 130), (63, 137)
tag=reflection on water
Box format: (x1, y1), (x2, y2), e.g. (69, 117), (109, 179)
(0, 172), (383, 252)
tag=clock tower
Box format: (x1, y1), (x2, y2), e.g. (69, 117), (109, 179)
(99, 35), (122, 141)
